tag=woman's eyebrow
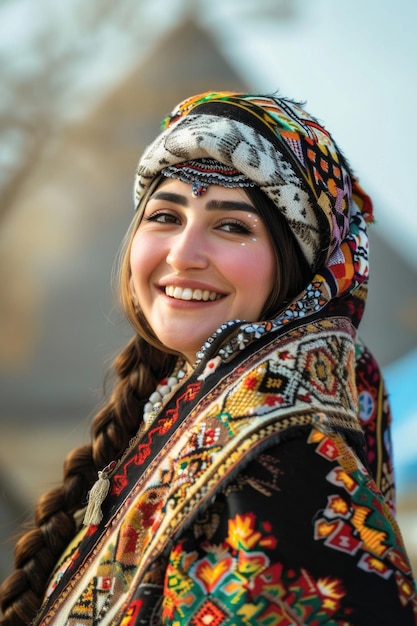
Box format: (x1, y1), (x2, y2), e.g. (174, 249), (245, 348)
(206, 199), (257, 212)
(148, 192), (256, 213)
(149, 191), (188, 206)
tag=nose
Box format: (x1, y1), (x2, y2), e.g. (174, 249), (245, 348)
(166, 225), (209, 272)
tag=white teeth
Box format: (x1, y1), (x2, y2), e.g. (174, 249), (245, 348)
(181, 288), (193, 300)
(173, 286), (188, 300)
(165, 285), (222, 302)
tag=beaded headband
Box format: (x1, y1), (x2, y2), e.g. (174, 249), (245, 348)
(161, 158), (255, 197)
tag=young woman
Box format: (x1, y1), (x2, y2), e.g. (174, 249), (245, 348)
(1, 92), (416, 625)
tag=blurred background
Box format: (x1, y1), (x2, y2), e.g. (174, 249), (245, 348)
(0, 0), (416, 580)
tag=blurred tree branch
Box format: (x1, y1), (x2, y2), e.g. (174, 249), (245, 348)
(0, 0), (143, 222)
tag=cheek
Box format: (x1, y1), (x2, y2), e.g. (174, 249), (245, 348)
(236, 247), (275, 286)
(241, 247), (277, 315)
(130, 233), (154, 282)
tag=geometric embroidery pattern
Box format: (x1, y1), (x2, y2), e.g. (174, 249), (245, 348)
(222, 328), (358, 423)
(191, 599), (230, 626)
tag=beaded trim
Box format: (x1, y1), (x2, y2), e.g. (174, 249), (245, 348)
(161, 158), (255, 197)
(143, 360), (188, 424)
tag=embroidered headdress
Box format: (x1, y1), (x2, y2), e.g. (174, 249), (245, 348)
(134, 91), (373, 360)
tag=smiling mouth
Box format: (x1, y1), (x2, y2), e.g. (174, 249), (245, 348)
(164, 285), (223, 302)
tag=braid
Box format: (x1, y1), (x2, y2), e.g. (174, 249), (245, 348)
(91, 335), (175, 467)
(0, 448), (93, 626)
(0, 335), (174, 626)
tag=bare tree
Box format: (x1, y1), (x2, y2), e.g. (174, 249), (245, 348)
(0, 0), (153, 221)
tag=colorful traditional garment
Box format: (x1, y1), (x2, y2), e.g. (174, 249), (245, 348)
(33, 93), (417, 625)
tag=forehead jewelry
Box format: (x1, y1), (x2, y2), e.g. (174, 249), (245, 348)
(161, 158), (254, 198)
(191, 179), (208, 197)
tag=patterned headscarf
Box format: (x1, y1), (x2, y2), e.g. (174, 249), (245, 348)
(134, 91), (373, 357)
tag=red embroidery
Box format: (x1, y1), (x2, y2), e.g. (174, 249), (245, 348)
(111, 382), (201, 496)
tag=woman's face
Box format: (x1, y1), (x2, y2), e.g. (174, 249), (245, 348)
(130, 178), (276, 363)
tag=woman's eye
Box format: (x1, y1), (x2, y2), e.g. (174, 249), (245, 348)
(218, 220), (251, 235)
(144, 211), (179, 224)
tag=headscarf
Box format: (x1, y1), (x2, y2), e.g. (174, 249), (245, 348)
(134, 91), (373, 364)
